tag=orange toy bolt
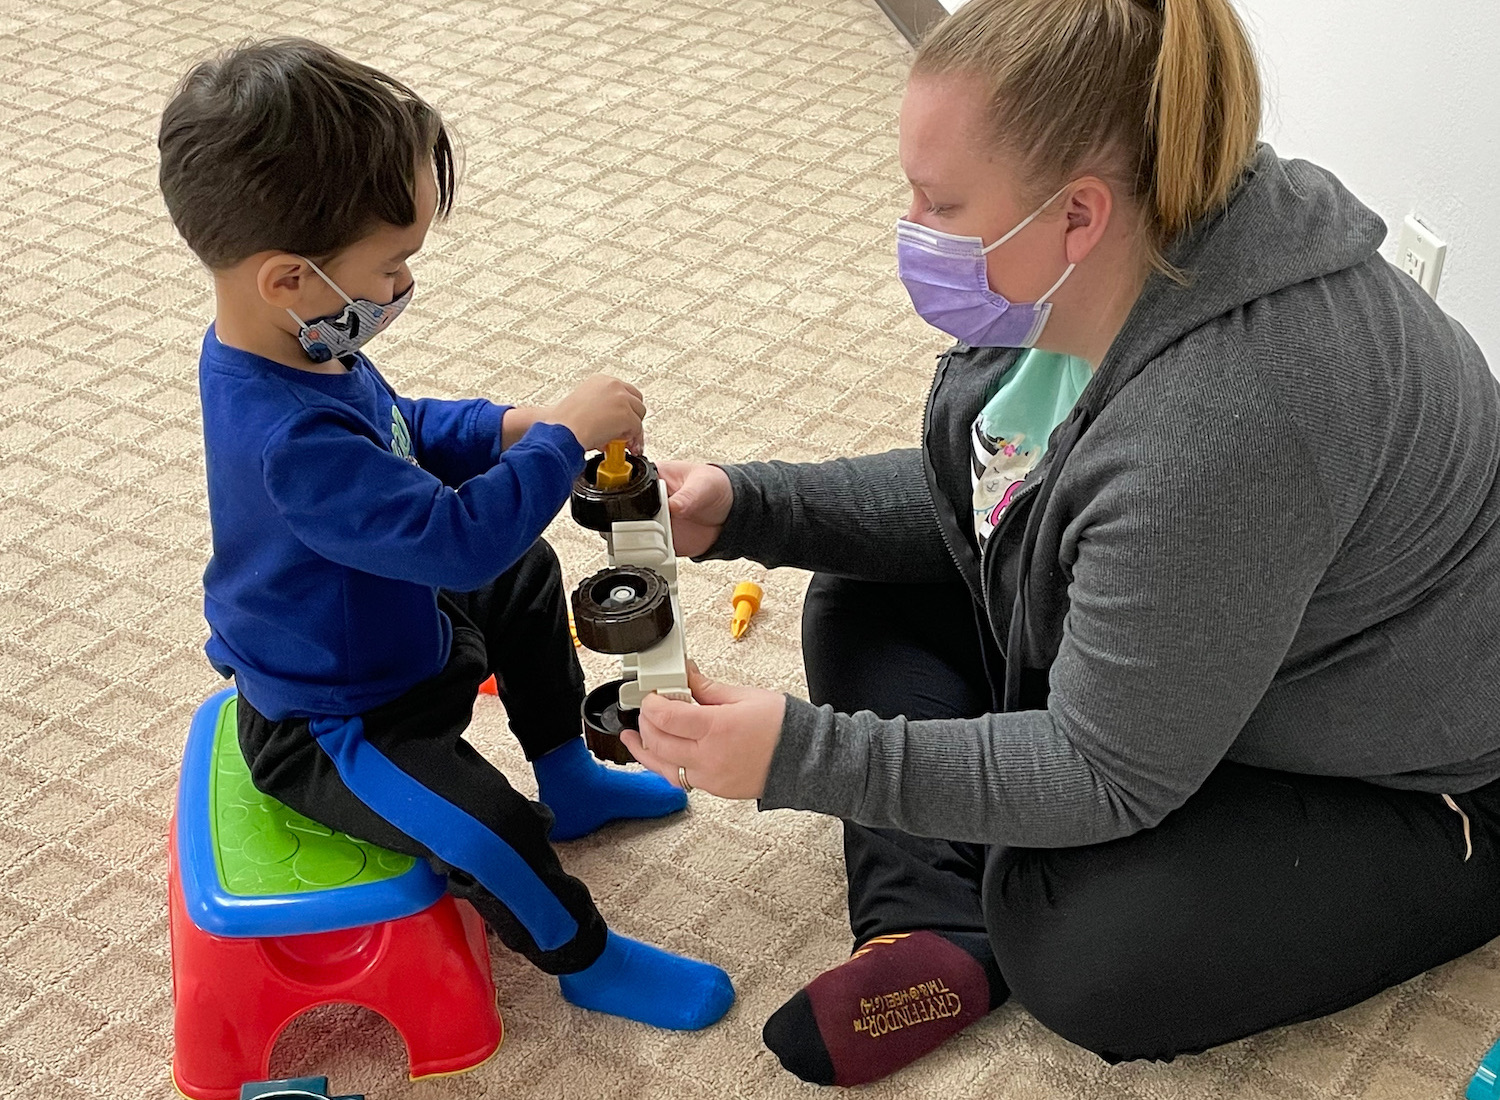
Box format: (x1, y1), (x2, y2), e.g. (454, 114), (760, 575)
(595, 439), (632, 490)
(730, 581), (763, 640)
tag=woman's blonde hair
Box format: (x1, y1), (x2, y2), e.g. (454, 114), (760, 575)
(913, 0), (1261, 275)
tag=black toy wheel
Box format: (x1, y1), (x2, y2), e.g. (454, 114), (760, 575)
(571, 565), (674, 654)
(581, 679), (640, 765)
(571, 452), (661, 532)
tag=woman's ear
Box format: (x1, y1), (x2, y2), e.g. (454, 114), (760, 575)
(256, 253), (310, 310)
(1062, 177), (1114, 266)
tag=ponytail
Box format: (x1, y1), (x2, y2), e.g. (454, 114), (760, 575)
(1151, 0), (1262, 243)
(914, 0), (1262, 274)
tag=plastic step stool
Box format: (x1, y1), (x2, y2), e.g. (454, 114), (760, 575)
(1471, 1037), (1500, 1100)
(169, 688), (502, 1100)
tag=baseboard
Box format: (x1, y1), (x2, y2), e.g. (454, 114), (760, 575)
(872, 0), (948, 44)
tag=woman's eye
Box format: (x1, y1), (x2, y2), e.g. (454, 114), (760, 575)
(927, 203), (952, 216)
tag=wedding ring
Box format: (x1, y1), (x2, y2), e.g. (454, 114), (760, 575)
(678, 766), (693, 792)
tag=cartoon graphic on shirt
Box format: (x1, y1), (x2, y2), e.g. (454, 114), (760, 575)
(967, 349), (1092, 546)
(971, 421), (1041, 544)
(390, 404), (418, 465)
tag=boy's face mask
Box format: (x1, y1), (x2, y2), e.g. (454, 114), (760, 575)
(286, 257), (413, 364)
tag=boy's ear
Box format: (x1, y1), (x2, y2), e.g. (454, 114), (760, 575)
(256, 253), (312, 309)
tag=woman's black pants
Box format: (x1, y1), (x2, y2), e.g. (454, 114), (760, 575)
(802, 574), (1500, 1062)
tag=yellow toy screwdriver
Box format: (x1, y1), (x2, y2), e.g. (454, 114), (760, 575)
(731, 581), (763, 640)
(595, 439), (632, 490)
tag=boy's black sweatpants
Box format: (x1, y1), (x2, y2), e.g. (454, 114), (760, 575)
(237, 538), (608, 975)
(803, 573), (1500, 1063)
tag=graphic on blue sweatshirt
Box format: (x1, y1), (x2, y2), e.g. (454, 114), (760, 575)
(390, 404), (417, 464)
(196, 326), (586, 720)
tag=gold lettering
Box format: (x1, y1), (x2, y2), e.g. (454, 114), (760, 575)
(851, 980), (967, 1038)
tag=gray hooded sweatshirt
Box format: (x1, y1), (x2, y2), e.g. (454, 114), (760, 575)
(708, 147), (1500, 848)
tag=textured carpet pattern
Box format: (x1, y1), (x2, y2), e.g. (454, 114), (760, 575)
(0, 0), (1497, 1096)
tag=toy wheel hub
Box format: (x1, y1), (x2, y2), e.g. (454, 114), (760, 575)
(571, 452), (662, 532)
(581, 679), (639, 765)
(571, 565), (674, 654)
(605, 583), (641, 607)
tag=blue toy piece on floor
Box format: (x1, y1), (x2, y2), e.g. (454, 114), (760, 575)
(1471, 1037), (1500, 1100)
(241, 1076), (362, 1100)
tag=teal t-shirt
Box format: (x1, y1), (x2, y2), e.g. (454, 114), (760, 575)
(970, 349), (1092, 545)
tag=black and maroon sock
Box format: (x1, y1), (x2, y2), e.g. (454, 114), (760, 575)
(762, 929), (1008, 1087)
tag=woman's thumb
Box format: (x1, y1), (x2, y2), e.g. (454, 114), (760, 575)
(687, 662), (744, 706)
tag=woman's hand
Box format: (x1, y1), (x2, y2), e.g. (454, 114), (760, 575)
(660, 461), (732, 558)
(621, 663), (786, 800)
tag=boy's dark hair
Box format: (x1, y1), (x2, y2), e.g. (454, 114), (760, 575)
(158, 37), (455, 269)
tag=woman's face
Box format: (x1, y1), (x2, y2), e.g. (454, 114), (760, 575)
(898, 73), (1072, 307)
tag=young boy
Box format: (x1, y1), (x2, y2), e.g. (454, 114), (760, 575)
(158, 37), (733, 1030)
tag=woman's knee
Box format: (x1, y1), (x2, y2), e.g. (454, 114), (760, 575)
(982, 847), (1188, 1062)
(801, 574), (884, 708)
(802, 574), (989, 718)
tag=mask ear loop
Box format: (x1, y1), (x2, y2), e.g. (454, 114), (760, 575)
(285, 256), (357, 329)
(985, 183), (1076, 318)
(1034, 263), (1076, 306)
(980, 182), (1072, 254)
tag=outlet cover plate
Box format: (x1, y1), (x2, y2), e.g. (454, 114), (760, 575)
(1396, 214), (1447, 299)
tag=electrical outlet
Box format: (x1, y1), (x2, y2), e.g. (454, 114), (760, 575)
(1395, 214), (1447, 299)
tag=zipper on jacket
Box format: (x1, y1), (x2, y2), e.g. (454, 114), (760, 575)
(921, 350), (985, 610)
(980, 477), (1042, 657)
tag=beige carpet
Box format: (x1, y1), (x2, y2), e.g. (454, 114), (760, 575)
(1, 0), (1497, 1096)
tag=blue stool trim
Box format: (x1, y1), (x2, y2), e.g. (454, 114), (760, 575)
(1470, 1036), (1500, 1100)
(175, 687), (446, 938)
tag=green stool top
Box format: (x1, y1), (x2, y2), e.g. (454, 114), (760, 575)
(209, 693), (417, 896)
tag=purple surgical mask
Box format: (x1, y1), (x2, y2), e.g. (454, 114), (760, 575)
(896, 183), (1075, 348)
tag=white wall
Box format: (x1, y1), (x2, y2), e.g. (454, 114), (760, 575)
(1246, 0), (1499, 365)
(936, 0), (1500, 365)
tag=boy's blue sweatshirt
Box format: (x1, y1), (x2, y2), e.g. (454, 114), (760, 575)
(198, 326), (585, 720)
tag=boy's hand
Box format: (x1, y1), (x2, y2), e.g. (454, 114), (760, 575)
(544, 374), (646, 453)
(660, 462), (733, 557)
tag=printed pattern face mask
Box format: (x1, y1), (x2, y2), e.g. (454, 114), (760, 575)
(286, 257), (413, 364)
(896, 183), (1075, 348)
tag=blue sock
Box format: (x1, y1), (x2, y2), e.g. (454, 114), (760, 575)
(559, 931), (735, 1030)
(533, 736), (687, 841)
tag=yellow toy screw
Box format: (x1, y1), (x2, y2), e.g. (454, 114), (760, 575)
(595, 439), (632, 490)
(730, 581), (763, 640)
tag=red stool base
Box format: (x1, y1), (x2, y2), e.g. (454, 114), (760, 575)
(169, 843), (502, 1100)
